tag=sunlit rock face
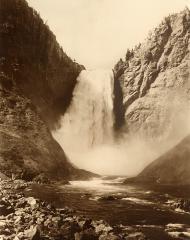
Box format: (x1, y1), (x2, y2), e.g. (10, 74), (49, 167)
(114, 8), (190, 143)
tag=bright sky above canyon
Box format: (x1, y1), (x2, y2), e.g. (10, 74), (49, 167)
(27, 0), (189, 69)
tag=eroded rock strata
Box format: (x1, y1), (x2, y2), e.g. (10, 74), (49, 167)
(114, 8), (190, 142)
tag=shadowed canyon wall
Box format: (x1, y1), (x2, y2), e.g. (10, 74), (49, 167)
(0, 0), (84, 128)
(0, 0), (91, 180)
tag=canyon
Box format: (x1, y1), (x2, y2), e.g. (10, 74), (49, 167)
(1, 1), (190, 240)
(0, 0), (190, 184)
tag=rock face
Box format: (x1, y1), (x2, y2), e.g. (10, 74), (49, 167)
(125, 135), (190, 185)
(0, 82), (75, 180)
(0, 0), (92, 180)
(0, 0), (84, 129)
(114, 8), (190, 142)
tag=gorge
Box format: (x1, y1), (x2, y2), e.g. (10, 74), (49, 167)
(1, 1), (190, 239)
(52, 69), (160, 176)
(52, 7), (190, 180)
(1, 0), (190, 183)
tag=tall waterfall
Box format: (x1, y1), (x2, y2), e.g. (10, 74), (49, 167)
(52, 70), (115, 171)
(53, 70), (160, 175)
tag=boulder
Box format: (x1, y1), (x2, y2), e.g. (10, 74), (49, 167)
(24, 225), (41, 240)
(0, 199), (14, 216)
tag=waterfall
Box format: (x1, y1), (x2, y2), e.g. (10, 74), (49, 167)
(53, 69), (160, 175)
(52, 69), (115, 170)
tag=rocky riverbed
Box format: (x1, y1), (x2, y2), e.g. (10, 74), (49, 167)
(0, 179), (149, 240)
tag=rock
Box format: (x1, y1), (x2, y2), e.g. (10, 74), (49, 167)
(24, 225), (40, 240)
(114, 8), (190, 143)
(26, 197), (37, 207)
(0, 199), (14, 216)
(46, 203), (55, 211)
(75, 228), (98, 240)
(0, 220), (6, 228)
(95, 223), (113, 234)
(14, 216), (22, 224)
(114, 8), (190, 185)
(33, 174), (50, 184)
(168, 198), (190, 212)
(128, 135), (190, 185)
(99, 233), (121, 240)
(16, 231), (25, 239)
(99, 196), (117, 201)
(61, 220), (81, 237)
(14, 180), (27, 190)
(60, 221), (75, 239)
(15, 198), (27, 208)
(82, 219), (93, 230)
(0, 179), (145, 240)
(1, 228), (11, 235)
(13, 237), (20, 240)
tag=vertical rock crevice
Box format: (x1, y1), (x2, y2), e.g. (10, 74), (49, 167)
(113, 71), (125, 130)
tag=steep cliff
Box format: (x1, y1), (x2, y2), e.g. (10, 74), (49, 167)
(0, 0), (93, 180)
(125, 135), (190, 185)
(114, 8), (190, 143)
(114, 8), (190, 185)
(0, 0), (84, 128)
(0, 80), (72, 180)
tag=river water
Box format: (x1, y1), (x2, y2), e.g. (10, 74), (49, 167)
(26, 177), (190, 240)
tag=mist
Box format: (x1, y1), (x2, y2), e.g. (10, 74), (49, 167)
(52, 69), (190, 176)
(52, 66), (190, 176)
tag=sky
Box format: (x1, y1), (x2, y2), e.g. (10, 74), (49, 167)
(27, 0), (189, 69)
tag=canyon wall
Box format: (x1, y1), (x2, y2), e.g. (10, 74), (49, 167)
(114, 8), (190, 184)
(0, 0), (89, 180)
(114, 8), (190, 144)
(0, 0), (84, 128)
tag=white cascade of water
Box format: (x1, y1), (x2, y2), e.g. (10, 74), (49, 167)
(53, 69), (161, 175)
(52, 69), (115, 171)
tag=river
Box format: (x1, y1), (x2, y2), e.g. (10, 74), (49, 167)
(25, 177), (190, 240)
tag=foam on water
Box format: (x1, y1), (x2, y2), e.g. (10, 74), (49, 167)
(69, 177), (125, 193)
(121, 197), (153, 205)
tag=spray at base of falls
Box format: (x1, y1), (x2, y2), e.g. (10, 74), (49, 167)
(52, 70), (158, 175)
(52, 69), (116, 173)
